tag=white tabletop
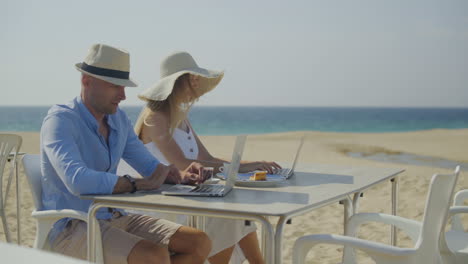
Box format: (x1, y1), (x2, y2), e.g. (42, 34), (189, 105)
(0, 242), (89, 264)
(83, 164), (404, 218)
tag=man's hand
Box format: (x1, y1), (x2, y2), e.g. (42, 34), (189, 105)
(181, 162), (206, 185)
(164, 164), (184, 184)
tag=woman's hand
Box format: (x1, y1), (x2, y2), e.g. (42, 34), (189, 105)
(239, 161), (282, 174)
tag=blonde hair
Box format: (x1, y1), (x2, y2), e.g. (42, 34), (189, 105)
(135, 74), (199, 136)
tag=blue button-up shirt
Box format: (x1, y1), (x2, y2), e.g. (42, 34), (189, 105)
(40, 96), (159, 242)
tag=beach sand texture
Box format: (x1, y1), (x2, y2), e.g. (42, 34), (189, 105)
(1, 129), (467, 263)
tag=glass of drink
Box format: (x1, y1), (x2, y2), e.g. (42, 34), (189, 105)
(202, 167), (214, 182)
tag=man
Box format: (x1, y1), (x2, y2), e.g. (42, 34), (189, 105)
(40, 43), (211, 264)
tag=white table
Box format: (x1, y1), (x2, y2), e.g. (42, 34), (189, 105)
(0, 241), (89, 263)
(83, 164), (404, 264)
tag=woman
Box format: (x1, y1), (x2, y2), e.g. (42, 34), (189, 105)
(122, 51), (281, 264)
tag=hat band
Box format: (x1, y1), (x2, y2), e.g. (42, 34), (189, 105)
(81, 63), (130, 79)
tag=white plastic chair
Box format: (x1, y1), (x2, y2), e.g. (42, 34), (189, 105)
(22, 154), (104, 263)
(292, 166), (460, 264)
(0, 134), (22, 243)
(444, 187), (468, 263)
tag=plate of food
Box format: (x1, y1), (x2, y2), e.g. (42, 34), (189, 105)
(216, 170), (286, 187)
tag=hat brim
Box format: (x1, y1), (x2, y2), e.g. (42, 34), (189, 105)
(138, 67), (224, 101)
(75, 63), (138, 87)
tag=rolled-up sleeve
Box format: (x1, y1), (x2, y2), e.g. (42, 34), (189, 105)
(42, 115), (119, 195)
(121, 117), (160, 177)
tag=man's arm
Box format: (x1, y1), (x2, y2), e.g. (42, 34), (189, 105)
(113, 162), (207, 193)
(114, 163), (172, 193)
(42, 115), (119, 195)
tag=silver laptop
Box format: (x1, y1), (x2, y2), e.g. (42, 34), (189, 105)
(273, 135), (305, 178)
(162, 135), (246, 197)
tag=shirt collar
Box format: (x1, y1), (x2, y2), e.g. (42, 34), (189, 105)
(107, 113), (118, 131)
(75, 96), (100, 132)
(75, 96), (118, 132)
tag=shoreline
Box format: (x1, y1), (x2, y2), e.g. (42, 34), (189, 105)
(3, 127), (468, 135)
(5, 128), (468, 166)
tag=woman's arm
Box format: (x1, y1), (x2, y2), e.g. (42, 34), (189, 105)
(187, 121), (282, 173)
(146, 113), (224, 172)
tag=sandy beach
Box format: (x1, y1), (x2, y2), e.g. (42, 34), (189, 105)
(1, 129), (467, 263)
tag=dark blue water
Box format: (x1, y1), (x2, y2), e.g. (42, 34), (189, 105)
(1, 106), (467, 135)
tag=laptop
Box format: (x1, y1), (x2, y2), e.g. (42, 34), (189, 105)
(162, 135), (246, 197)
(272, 135), (305, 178)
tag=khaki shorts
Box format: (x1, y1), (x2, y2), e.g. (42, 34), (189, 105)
(51, 213), (182, 264)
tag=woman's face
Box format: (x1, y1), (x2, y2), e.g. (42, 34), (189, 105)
(181, 74), (200, 103)
(189, 74), (200, 90)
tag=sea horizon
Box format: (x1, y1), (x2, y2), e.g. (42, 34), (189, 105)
(1, 105), (468, 135)
(2, 104), (467, 109)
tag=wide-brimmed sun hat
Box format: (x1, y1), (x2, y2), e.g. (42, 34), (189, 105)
(75, 43), (138, 87)
(138, 51), (224, 101)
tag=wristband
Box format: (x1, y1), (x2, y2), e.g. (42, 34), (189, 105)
(123, 174), (137, 193)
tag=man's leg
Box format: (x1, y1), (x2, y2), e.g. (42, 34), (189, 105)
(127, 240), (170, 264)
(119, 214), (211, 264)
(168, 226), (212, 264)
(50, 219), (171, 264)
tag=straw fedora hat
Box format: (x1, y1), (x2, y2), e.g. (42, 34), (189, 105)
(138, 51), (224, 101)
(75, 44), (138, 87)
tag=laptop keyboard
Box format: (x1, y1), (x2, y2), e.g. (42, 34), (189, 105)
(190, 184), (224, 193)
(276, 168), (291, 177)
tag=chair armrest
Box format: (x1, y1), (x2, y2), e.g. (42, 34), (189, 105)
(450, 206), (468, 216)
(453, 190), (468, 206)
(32, 209), (88, 222)
(30, 209), (89, 250)
(449, 206), (468, 231)
(293, 234), (414, 264)
(347, 213), (422, 244)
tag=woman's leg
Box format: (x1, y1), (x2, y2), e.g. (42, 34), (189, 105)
(208, 245), (235, 264)
(238, 232), (265, 264)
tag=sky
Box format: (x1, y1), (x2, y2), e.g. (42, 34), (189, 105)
(2, 0), (468, 107)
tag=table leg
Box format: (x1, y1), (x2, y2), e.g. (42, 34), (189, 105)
(261, 217), (268, 260)
(196, 216), (206, 232)
(87, 206), (96, 262)
(87, 203), (104, 264)
(391, 177), (399, 246)
(188, 215), (195, 228)
(352, 192), (362, 215)
(274, 216), (289, 264)
(340, 196), (353, 235)
(261, 218), (275, 264)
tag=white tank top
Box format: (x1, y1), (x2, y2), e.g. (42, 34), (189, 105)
(117, 125), (199, 176)
(146, 126), (199, 165)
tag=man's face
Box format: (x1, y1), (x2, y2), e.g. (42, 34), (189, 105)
(82, 75), (126, 115)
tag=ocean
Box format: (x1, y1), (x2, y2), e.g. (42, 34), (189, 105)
(1, 106), (468, 135)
